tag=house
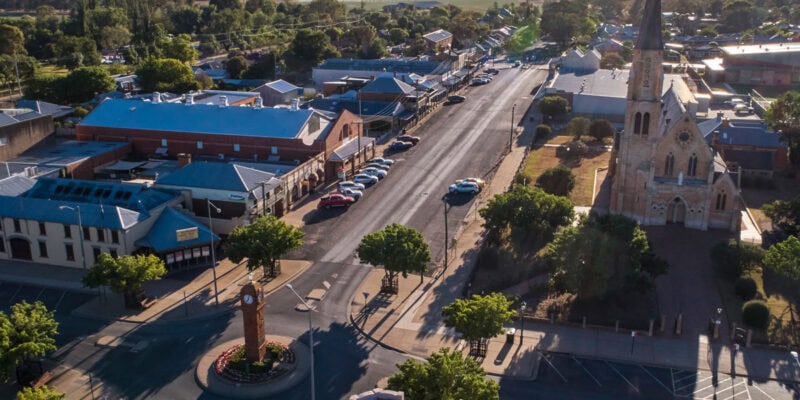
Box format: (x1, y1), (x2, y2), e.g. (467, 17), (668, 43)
(590, 38), (626, 55)
(193, 61), (227, 82)
(15, 100), (74, 120)
(423, 29), (453, 53)
(698, 117), (788, 176)
(383, 1), (441, 12)
(250, 80), (302, 106)
(312, 58), (451, 87)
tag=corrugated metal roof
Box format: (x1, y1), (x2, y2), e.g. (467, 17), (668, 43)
(330, 137), (376, 161)
(134, 207), (219, 253)
(315, 58), (443, 75)
(360, 75), (415, 94)
(0, 175), (36, 196)
(725, 149), (774, 171)
(0, 195), (148, 229)
(16, 100), (75, 119)
(23, 177), (178, 212)
(701, 120), (783, 148)
(80, 99), (315, 139)
(305, 98), (406, 118)
(264, 79), (300, 94)
(424, 29), (453, 43)
(155, 162), (277, 192)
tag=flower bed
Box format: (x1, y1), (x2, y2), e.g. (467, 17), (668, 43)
(214, 342), (296, 384)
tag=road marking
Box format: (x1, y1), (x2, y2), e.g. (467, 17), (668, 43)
(751, 383), (777, 400)
(541, 354), (568, 383)
(34, 287), (44, 301)
(570, 356), (602, 387)
(53, 290), (67, 312)
(675, 374), (713, 391)
(674, 371), (700, 385)
(743, 378), (752, 400)
(322, 281), (331, 289)
(692, 377), (731, 395)
(604, 361), (640, 394)
(639, 365), (673, 394)
(7, 284), (21, 304)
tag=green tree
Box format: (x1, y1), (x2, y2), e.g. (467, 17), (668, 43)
(23, 75), (58, 103)
(567, 116), (590, 139)
(0, 301), (58, 382)
(763, 196), (800, 236)
(535, 124), (552, 141)
(764, 235), (800, 281)
(599, 53), (625, 69)
(356, 223), (430, 294)
(224, 215), (304, 277)
(442, 293), (514, 357)
(16, 385), (64, 400)
(710, 239), (765, 279)
(226, 55), (248, 79)
(536, 165), (576, 197)
(764, 91), (800, 166)
(61, 66), (116, 103)
(537, 96), (568, 119)
(82, 254), (167, 308)
(588, 119), (615, 141)
(243, 52), (276, 80)
(169, 6), (203, 34)
(211, 0), (243, 10)
(53, 35), (101, 68)
(540, 0), (596, 46)
(161, 34), (198, 64)
(284, 29), (340, 73)
(387, 347), (499, 400)
(137, 58), (199, 94)
(719, 0), (758, 33)
(389, 28), (409, 44)
(479, 185), (574, 245)
(0, 24), (26, 55)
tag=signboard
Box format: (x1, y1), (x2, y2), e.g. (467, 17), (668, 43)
(176, 227), (199, 242)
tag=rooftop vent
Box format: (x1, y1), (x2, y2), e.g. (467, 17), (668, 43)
(153, 92), (161, 103)
(255, 96), (263, 109)
(186, 94), (194, 105)
(220, 95), (228, 107)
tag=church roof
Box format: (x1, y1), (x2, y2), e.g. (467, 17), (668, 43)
(637, 0), (664, 50)
(657, 86), (687, 136)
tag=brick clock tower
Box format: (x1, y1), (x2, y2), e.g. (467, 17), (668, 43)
(241, 282), (266, 362)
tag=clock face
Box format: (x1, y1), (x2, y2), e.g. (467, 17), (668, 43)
(243, 294), (254, 305)
(678, 131), (691, 144)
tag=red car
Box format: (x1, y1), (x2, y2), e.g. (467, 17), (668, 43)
(397, 135), (421, 145)
(318, 194), (355, 209)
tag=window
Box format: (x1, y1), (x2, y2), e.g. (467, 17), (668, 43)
(642, 113), (650, 135)
(197, 141), (203, 149)
(13, 219), (20, 232)
(39, 222), (46, 236)
(65, 244), (75, 261)
(92, 247), (101, 263)
(271, 146), (278, 155)
(110, 249), (118, 258)
(342, 124), (351, 139)
(687, 154), (698, 177)
(633, 112), (642, 135)
(0, 239), (5, 253)
(161, 139), (167, 147)
(83, 227), (91, 241)
(664, 153), (675, 176)
(0, 135), (7, 145)
(234, 144), (240, 152)
(111, 231), (119, 244)
(97, 229), (105, 243)
(64, 224), (71, 238)
(38, 241), (48, 258)
(716, 192), (727, 210)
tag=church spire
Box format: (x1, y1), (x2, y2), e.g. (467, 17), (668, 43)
(637, 0), (663, 50)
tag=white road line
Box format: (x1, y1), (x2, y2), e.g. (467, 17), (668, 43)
(674, 372), (701, 385)
(742, 378), (752, 400)
(693, 377), (731, 395)
(752, 383), (777, 400)
(541, 354), (568, 383)
(7, 284), (21, 304)
(53, 290), (67, 312)
(671, 369), (677, 394)
(675, 374), (713, 391)
(571, 356), (602, 387)
(34, 287), (45, 301)
(639, 365), (673, 394)
(604, 361), (640, 394)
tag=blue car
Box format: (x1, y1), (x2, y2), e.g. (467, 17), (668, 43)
(388, 141), (413, 151)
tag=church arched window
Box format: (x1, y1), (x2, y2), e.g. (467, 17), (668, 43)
(715, 191), (727, 210)
(634, 112), (642, 135)
(664, 153), (674, 176)
(642, 113), (650, 135)
(687, 153), (698, 177)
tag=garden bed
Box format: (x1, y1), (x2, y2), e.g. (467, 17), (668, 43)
(214, 341), (295, 384)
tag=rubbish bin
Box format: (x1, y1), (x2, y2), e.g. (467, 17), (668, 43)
(506, 328), (516, 344)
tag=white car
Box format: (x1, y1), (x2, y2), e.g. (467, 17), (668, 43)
(353, 174), (379, 185)
(367, 157), (395, 166)
(339, 181), (366, 191)
(456, 177), (486, 189)
(365, 162), (390, 171)
(340, 188), (363, 200)
(449, 181), (481, 194)
(359, 167), (387, 179)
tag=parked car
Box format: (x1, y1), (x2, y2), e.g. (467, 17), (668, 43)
(478, 73), (493, 80)
(397, 135), (421, 145)
(388, 140), (414, 152)
(512, 61), (521, 68)
(734, 103), (754, 114)
(485, 68), (499, 75)
(359, 167), (388, 179)
(472, 78), (489, 86)
(456, 177), (486, 189)
(449, 181), (481, 194)
(340, 188), (363, 201)
(352, 174), (379, 185)
(318, 193), (355, 209)
(367, 157), (395, 166)
(447, 95), (466, 104)
(365, 162), (390, 171)
(339, 181), (365, 191)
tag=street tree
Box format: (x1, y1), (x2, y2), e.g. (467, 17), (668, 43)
(764, 91), (800, 166)
(284, 29), (340, 73)
(479, 185), (574, 245)
(0, 24), (26, 55)
(567, 116), (591, 139)
(387, 347), (500, 400)
(224, 215), (304, 277)
(61, 66), (116, 104)
(763, 195), (800, 236)
(442, 293), (514, 357)
(16, 385), (64, 400)
(82, 254), (167, 308)
(537, 96), (568, 119)
(388, 27), (409, 44)
(536, 165), (576, 197)
(540, 0), (595, 46)
(161, 33), (198, 64)
(0, 301), (58, 383)
(589, 119), (615, 141)
(357, 223), (430, 294)
(137, 58), (199, 94)
(764, 235), (800, 281)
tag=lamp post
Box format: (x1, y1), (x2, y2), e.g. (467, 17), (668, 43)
(286, 284), (315, 400)
(59, 205), (86, 270)
(207, 199), (221, 306)
(520, 300), (527, 344)
(510, 103), (517, 152)
(443, 198), (450, 271)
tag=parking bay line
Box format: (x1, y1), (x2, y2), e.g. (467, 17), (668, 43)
(53, 290), (67, 312)
(541, 354), (568, 383)
(34, 287), (44, 301)
(675, 373), (714, 392)
(691, 376), (732, 396)
(639, 365), (673, 394)
(7, 284), (22, 305)
(570, 355), (602, 387)
(718, 381), (749, 400)
(604, 361), (640, 394)
(751, 383), (776, 400)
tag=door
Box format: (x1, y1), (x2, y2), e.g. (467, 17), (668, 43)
(667, 197), (687, 225)
(9, 238), (32, 260)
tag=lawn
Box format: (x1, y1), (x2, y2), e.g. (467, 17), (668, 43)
(38, 65), (69, 78)
(520, 134), (611, 206)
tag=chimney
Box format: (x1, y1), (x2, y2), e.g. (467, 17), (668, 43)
(711, 130), (720, 149)
(177, 153), (192, 168)
(186, 93), (194, 105)
(721, 117), (730, 128)
(254, 96), (263, 109)
(291, 98), (299, 110)
(153, 92), (161, 103)
(716, 111), (724, 120)
(219, 95), (228, 107)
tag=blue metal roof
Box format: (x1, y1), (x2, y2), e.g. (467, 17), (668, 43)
(700, 120), (783, 148)
(80, 99), (314, 139)
(134, 207), (219, 253)
(305, 98), (406, 118)
(361, 75), (415, 94)
(0, 196), (146, 229)
(315, 58), (444, 75)
(23, 177), (178, 211)
(155, 162), (276, 192)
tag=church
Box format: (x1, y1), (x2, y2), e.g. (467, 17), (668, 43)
(608, 0), (742, 231)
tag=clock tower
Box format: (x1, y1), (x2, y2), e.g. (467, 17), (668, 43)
(241, 282), (266, 362)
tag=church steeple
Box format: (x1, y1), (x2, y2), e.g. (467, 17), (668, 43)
(637, 0), (663, 50)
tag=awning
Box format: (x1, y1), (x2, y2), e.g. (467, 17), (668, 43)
(103, 160), (146, 171)
(155, 147), (168, 155)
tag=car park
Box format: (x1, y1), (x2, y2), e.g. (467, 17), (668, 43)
(449, 181), (481, 194)
(447, 95), (466, 104)
(388, 140), (414, 151)
(397, 135), (421, 145)
(359, 167), (387, 179)
(456, 177), (486, 189)
(367, 157), (395, 166)
(318, 193), (355, 209)
(339, 181), (365, 191)
(340, 188), (363, 200)
(365, 162), (390, 171)
(353, 174), (379, 185)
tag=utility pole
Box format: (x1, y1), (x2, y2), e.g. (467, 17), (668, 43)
(443, 199), (449, 271)
(13, 52), (22, 97)
(510, 103), (517, 152)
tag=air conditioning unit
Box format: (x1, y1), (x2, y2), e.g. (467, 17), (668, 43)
(218, 154), (225, 160)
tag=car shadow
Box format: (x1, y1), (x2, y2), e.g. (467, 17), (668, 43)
(443, 192), (478, 207)
(302, 207), (349, 225)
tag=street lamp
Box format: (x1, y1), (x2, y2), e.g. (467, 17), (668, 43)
(510, 103), (517, 152)
(520, 300), (527, 344)
(207, 199), (221, 306)
(443, 198), (450, 271)
(286, 283), (316, 400)
(59, 205), (86, 269)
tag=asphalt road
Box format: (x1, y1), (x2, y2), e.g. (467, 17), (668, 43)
(30, 64), (548, 400)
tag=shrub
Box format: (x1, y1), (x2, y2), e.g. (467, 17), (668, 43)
(476, 246), (500, 270)
(710, 240), (765, 279)
(566, 117), (591, 139)
(742, 300), (770, 330)
(556, 140), (588, 158)
(588, 119), (615, 141)
(734, 276), (758, 300)
(514, 172), (533, 186)
(536, 165), (576, 196)
(535, 124), (552, 142)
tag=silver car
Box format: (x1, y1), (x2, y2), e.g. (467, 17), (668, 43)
(339, 181), (366, 191)
(359, 167), (388, 179)
(353, 174), (379, 185)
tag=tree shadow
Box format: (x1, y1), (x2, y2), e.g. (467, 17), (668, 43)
(305, 322), (371, 400)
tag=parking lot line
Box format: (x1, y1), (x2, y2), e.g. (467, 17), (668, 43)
(53, 290), (67, 312)
(7, 284), (21, 305)
(693, 376), (731, 396)
(675, 373), (713, 391)
(570, 355), (602, 387)
(718, 381), (749, 400)
(751, 383), (777, 400)
(673, 371), (699, 385)
(639, 365), (673, 394)
(34, 287), (45, 301)
(541, 354), (568, 383)
(604, 361), (640, 394)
